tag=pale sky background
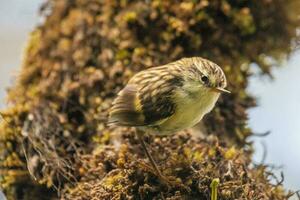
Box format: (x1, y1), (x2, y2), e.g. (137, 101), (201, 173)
(0, 1), (299, 199)
(248, 54), (300, 193)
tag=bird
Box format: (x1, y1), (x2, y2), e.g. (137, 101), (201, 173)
(108, 57), (230, 182)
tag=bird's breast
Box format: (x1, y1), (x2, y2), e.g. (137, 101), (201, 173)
(156, 88), (220, 135)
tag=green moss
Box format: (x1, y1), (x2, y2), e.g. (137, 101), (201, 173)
(0, 0), (299, 199)
(62, 133), (293, 199)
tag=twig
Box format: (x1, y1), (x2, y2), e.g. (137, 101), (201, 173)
(259, 141), (267, 164)
(251, 131), (271, 137)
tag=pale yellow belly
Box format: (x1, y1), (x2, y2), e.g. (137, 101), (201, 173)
(155, 91), (220, 135)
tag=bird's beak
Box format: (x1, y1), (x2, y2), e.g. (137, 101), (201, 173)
(211, 87), (231, 94)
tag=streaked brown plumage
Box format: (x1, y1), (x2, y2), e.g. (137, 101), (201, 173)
(108, 57), (228, 134)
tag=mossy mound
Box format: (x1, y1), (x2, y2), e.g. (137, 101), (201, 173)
(0, 0), (299, 199)
(63, 132), (291, 200)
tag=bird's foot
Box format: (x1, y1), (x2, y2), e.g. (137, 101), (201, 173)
(137, 159), (183, 188)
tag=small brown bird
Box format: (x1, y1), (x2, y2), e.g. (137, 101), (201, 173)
(108, 57), (229, 181)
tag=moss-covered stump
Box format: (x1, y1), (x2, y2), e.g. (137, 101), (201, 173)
(0, 0), (300, 199)
(62, 132), (290, 200)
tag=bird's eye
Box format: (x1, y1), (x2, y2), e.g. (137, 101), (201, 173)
(201, 75), (209, 84)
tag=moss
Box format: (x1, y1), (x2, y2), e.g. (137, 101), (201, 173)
(62, 133), (293, 199)
(224, 147), (237, 160)
(0, 0), (299, 199)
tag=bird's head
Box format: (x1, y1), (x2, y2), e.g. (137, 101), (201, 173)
(178, 57), (230, 94)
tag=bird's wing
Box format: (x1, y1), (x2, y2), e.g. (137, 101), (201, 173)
(108, 68), (183, 127)
(108, 84), (146, 126)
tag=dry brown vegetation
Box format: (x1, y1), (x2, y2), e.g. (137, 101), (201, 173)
(0, 0), (300, 199)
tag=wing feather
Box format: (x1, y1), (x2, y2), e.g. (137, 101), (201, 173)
(108, 85), (145, 126)
(108, 65), (184, 127)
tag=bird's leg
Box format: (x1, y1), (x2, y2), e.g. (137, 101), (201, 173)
(135, 130), (188, 191)
(135, 129), (164, 178)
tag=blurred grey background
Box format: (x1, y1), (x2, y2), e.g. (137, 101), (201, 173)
(0, 0), (299, 197)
